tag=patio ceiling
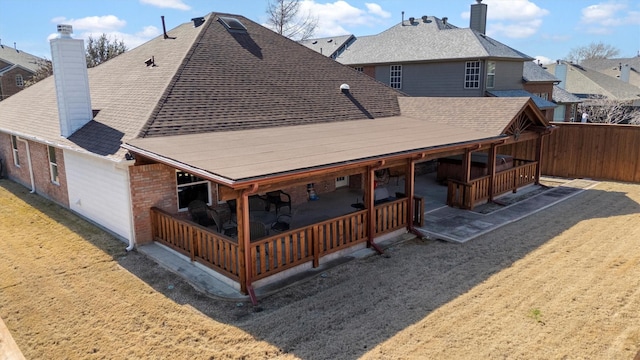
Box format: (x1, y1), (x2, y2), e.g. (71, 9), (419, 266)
(124, 114), (501, 184)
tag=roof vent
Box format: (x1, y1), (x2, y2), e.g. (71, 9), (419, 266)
(191, 17), (205, 28)
(327, 39), (333, 43)
(409, 17), (415, 24)
(312, 40), (317, 44)
(340, 83), (350, 94)
(218, 16), (247, 33)
(442, 17), (448, 24)
(422, 16), (428, 22)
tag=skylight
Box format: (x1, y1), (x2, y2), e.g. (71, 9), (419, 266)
(218, 17), (247, 33)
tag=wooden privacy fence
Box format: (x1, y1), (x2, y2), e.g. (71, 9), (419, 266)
(502, 123), (640, 183)
(151, 197), (415, 283)
(447, 161), (538, 210)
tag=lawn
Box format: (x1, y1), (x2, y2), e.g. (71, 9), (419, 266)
(1, 178), (639, 359)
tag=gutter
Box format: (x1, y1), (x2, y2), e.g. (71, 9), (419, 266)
(16, 137), (35, 193)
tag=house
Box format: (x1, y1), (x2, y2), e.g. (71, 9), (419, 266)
(301, 0), (557, 122)
(581, 56), (640, 89)
(522, 61), (581, 122)
(0, 44), (44, 101)
(0, 13), (552, 303)
(545, 61), (640, 106)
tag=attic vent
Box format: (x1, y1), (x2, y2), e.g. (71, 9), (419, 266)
(192, 17), (205, 28)
(218, 16), (247, 33)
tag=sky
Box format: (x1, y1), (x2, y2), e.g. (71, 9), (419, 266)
(1, 0), (639, 65)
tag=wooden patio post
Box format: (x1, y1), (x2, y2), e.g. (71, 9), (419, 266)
(462, 148), (472, 183)
(366, 165), (383, 254)
(535, 134), (544, 185)
(405, 159), (415, 228)
(238, 184), (259, 305)
(488, 144), (497, 202)
(236, 195), (248, 295)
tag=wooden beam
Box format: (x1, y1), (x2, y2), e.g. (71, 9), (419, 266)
(365, 166), (383, 254)
(462, 148), (472, 183)
(535, 134), (544, 185)
(488, 144), (497, 202)
(405, 159), (415, 229)
(239, 184), (259, 305)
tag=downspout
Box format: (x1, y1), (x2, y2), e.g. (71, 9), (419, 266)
(16, 137), (35, 193)
(241, 183), (260, 305)
(121, 160), (136, 252)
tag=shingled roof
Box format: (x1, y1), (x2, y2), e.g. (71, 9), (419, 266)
(327, 16), (532, 66)
(0, 13), (403, 159)
(545, 62), (640, 102)
(0, 44), (43, 74)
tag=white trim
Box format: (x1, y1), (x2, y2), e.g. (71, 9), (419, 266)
(47, 145), (60, 185)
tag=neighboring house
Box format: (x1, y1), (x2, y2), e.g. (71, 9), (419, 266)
(302, 1), (556, 119)
(0, 44), (44, 100)
(545, 61), (640, 106)
(298, 34), (355, 59)
(582, 56), (640, 89)
(522, 61), (581, 122)
(0, 13), (552, 302)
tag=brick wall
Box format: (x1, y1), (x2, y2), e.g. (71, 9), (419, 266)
(129, 163), (177, 244)
(0, 134), (69, 206)
(0, 68), (33, 100)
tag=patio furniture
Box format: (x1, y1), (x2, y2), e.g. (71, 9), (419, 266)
(270, 214), (291, 232)
(209, 208), (238, 237)
(187, 200), (216, 228)
(265, 190), (291, 215)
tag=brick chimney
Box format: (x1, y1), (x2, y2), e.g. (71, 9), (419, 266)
(470, 0), (488, 35)
(50, 24), (92, 138)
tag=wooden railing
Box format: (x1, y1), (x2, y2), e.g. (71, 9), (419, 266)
(150, 207), (240, 281)
(374, 198), (408, 235)
(152, 198), (412, 283)
(447, 161), (538, 210)
(250, 210), (368, 281)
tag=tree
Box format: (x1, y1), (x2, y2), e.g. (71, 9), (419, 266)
(24, 58), (53, 87)
(266, 0), (318, 41)
(565, 42), (620, 64)
(85, 34), (127, 68)
(579, 96), (640, 125)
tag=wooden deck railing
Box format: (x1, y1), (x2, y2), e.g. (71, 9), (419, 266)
(151, 197), (414, 283)
(150, 207), (240, 281)
(447, 161), (538, 210)
(374, 198), (408, 235)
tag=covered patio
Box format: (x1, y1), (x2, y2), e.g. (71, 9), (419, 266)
(124, 97), (553, 304)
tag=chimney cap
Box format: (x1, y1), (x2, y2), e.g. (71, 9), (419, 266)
(57, 24), (73, 36)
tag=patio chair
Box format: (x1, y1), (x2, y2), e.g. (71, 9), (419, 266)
(265, 190), (291, 215)
(209, 208), (238, 237)
(187, 200), (216, 228)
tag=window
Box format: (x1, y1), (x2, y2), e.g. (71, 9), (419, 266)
(176, 171), (211, 211)
(486, 61), (495, 88)
(465, 61), (481, 89)
(534, 92), (549, 101)
(48, 146), (59, 184)
(11, 135), (19, 166)
(354, 66), (364, 73)
(390, 65), (402, 89)
(15, 74), (24, 87)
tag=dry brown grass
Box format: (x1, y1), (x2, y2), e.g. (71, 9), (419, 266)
(1, 178), (640, 359)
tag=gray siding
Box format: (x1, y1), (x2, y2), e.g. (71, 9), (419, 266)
(374, 61), (525, 97)
(491, 60), (525, 90)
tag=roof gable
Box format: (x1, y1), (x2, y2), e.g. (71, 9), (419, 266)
(398, 96), (549, 135)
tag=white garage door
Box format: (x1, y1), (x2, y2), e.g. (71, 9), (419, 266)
(64, 151), (132, 241)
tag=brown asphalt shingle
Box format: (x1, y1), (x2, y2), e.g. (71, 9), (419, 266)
(140, 14), (403, 137)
